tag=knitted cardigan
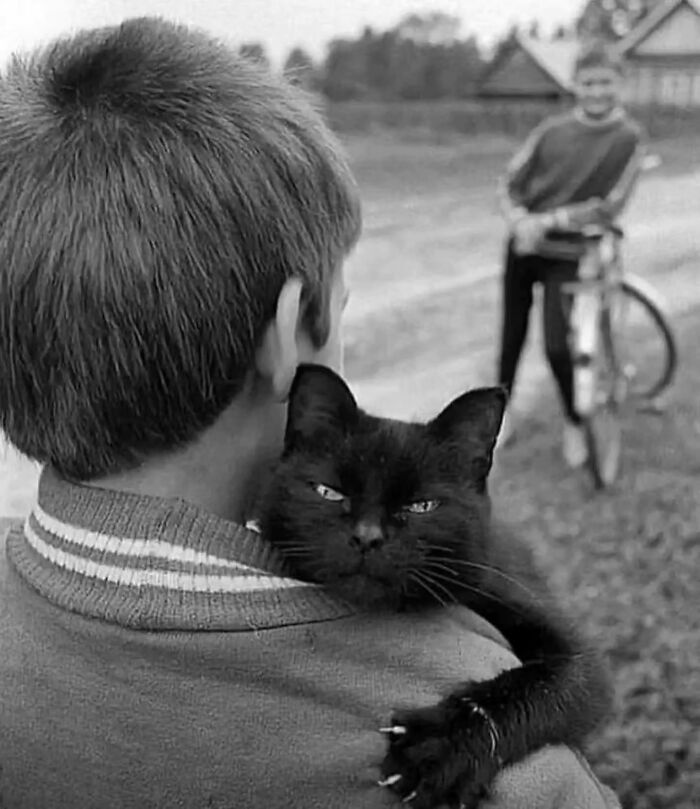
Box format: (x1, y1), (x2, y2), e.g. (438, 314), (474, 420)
(0, 467), (619, 809)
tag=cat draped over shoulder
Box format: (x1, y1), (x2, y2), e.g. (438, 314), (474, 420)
(261, 364), (612, 809)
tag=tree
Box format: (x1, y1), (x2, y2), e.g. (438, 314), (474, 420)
(283, 47), (317, 90)
(319, 14), (487, 101)
(576, 0), (660, 41)
(553, 25), (570, 40)
(395, 12), (461, 45)
(322, 37), (371, 100)
(238, 42), (269, 68)
(528, 20), (541, 39)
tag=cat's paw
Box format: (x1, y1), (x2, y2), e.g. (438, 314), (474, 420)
(378, 700), (501, 809)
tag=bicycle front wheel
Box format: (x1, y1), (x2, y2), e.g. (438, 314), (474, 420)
(580, 308), (624, 489)
(609, 276), (678, 401)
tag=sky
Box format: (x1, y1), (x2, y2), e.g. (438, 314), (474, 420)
(0, 0), (583, 67)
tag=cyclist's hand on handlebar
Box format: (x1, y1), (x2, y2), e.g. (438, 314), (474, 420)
(512, 213), (551, 255)
(559, 198), (611, 230)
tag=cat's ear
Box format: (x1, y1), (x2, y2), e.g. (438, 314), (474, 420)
(285, 364), (358, 451)
(429, 386), (507, 476)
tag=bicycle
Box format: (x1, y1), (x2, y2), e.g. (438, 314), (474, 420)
(541, 222), (677, 489)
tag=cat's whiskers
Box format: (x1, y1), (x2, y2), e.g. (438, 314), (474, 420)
(423, 544), (460, 555)
(420, 560), (462, 579)
(426, 556), (540, 602)
(420, 565), (514, 607)
(408, 569), (458, 608)
(408, 572), (450, 608)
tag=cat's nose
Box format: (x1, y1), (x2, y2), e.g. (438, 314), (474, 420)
(351, 521), (384, 550)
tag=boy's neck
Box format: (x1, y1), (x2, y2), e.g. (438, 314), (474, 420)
(87, 391), (287, 524)
(574, 106), (625, 126)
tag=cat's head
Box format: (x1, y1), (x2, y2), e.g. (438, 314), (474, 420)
(261, 364), (506, 610)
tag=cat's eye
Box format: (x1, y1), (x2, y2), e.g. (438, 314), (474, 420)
(405, 500), (440, 515)
(314, 483), (346, 502)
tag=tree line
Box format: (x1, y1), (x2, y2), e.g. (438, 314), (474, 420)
(237, 2), (660, 101)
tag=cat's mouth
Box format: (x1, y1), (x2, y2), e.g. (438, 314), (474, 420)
(336, 568), (393, 585)
(336, 556), (398, 583)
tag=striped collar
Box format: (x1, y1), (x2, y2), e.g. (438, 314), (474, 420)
(6, 467), (354, 631)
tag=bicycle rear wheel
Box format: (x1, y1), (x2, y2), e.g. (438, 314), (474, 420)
(580, 310), (625, 489)
(609, 276), (678, 401)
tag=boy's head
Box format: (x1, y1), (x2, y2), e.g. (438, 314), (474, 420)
(572, 40), (625, 119)
(0, 17), (361, 481)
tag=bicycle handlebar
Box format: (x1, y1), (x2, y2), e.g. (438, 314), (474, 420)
(548, 223), (625, 241)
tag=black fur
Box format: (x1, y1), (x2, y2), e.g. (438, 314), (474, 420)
(261, 364), (612, 809)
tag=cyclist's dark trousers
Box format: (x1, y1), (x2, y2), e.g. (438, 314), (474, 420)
(497, 241), (581, 425)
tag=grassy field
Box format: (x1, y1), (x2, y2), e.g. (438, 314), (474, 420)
(1, 129), (699, 807)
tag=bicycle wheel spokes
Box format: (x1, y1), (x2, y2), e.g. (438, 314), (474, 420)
(608, 279), (677, 401)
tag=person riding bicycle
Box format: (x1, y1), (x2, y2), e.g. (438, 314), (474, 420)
(496, 40), (646, 466)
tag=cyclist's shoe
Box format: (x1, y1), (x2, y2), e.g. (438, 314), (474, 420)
(562, 422), (588, 468)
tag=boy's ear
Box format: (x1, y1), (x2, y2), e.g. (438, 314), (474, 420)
(429, 387), (507, 481)
(285, 364), (358, 452)
(255, 277), (304, 401)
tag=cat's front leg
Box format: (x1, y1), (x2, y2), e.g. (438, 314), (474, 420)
(378, 696), (503, 809)
(379, 649), (609, 809)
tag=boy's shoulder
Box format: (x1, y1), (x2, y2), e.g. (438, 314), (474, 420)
(526, 110), (580, 145)
(537, 109), (577, 131)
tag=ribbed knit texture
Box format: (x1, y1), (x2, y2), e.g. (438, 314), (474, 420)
(6, 466), (354, 630)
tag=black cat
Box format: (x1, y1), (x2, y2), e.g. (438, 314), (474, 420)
(260, 364), (612, 809)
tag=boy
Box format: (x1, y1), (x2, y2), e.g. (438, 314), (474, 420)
(496, 41), (645, 464)
(0, 18), (619, 808)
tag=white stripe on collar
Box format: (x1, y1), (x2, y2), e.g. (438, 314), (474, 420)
(24, 517), (318, 593)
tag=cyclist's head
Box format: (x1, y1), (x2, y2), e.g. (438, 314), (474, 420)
(573, 41), (625, 120)
(0, 16), (361, 481)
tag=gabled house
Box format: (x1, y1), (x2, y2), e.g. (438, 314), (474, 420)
(479, 34), (578, 99)
(480, 0), (700, 106)
(576, 0), (668, 41)
(614, 0), (700, 105)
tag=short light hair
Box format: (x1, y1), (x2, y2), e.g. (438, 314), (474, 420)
(574, 40), (624, 76)
(0, 17), (361, 479)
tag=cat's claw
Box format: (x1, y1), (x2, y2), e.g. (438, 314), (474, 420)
(377, 774), (402, 787)
(379, 725), (408, 735)
(379, 698), (502, 809)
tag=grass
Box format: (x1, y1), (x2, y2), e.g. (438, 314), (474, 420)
(490, 308), (700, 808)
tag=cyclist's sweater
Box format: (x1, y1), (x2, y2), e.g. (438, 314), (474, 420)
(505, 108), (645, 226)
(0, 468), (621, 808)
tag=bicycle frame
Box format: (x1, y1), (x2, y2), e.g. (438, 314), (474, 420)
(561, 227), (624, 418)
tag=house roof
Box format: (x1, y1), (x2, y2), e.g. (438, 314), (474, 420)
(616, 0), (700, 54)
(515, 34), (579, 91)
